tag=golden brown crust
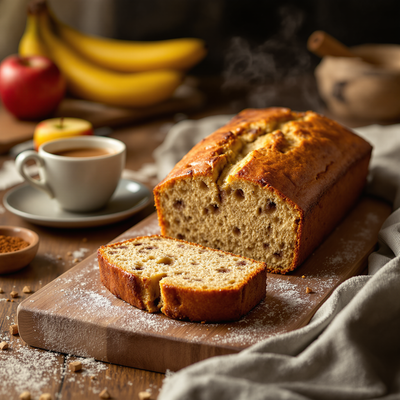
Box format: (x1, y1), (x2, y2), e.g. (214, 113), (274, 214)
(154, 108), (372, 212)
(98, 235), (267, 322)
(98, 249), (147, 310)
(153, 107), (373, 274)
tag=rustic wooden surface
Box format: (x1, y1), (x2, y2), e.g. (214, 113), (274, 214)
(0, 82), (393, 399)
(16, 197), (392, 375)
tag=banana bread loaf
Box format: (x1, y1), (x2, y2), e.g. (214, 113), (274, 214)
(153, 107), (372, 274)
(98, 235), (267, 322)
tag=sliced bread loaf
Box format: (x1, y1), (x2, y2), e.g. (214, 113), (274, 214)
(98, 235), (267, 322)
(154, 107), (372, 274)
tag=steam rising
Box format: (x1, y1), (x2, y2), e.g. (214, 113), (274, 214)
(222, 6), (322, 111)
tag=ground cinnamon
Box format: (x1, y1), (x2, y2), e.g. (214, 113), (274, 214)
(0, 235), (29, 253)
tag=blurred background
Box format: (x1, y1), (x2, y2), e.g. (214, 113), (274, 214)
(1, 0), (400, 118)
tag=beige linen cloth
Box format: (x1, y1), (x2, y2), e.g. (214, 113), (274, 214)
(153, 116), (400, 400)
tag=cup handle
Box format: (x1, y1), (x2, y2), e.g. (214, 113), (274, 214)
(15, 150), (54, 198)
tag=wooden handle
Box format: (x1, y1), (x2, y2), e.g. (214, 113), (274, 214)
(307, 30), (357, 58)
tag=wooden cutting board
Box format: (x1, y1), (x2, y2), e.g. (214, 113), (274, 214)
(17, 196), (391, 373)
(0, 84), (204, 154)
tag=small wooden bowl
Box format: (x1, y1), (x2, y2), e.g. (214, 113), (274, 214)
(0, 226), (39, 274)
(315, 44), (400, 122)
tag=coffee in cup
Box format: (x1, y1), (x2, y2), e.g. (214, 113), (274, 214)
(15, 136), (126, 212)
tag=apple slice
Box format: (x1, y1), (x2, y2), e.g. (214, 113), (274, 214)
(34, 117), (94, 150)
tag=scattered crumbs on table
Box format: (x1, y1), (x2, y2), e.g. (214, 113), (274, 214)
(99, 388), (111, 399)
(10, 291), (18, 298)
(39, 393), (52, 400)
(10, 324), (18, 335)
(23, 286), (32, 294)
(0, 341), (9, 350)
(69, 360), (82, 372)
(19, 391), (31, 400)
(138, 391), (151, 400)
(0, 337), (109, 398)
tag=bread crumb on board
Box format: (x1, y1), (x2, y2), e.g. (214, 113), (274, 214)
(99, 388), (111, 399)
(306, 287), (313, 294)
(10, 290), (18, 298)
(138, 391), (152, 400)
(39, 394), (52, 400)
(23, 286), (32, 294)
(0, 341), (9, 350)
(69, 360), (82, 372)
(10, 324), (18, 335)
(19, 391), (31, 400)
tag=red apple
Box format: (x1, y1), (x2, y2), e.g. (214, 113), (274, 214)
(0, 54), (66, 120)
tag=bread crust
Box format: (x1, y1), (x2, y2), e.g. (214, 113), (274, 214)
(98, 250), (148, 310)
(154, 107), (373, 273)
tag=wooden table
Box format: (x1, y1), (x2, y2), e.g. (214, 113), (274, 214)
(0, 90), (392, 399)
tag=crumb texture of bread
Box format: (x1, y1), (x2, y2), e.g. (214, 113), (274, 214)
(98, 235), (267, 322)
(153, 107), (373, 274)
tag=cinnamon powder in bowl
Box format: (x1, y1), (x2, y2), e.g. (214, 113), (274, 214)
(0, 226), (39, 274)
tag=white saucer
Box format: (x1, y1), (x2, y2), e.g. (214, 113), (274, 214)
(3, 179), (152, 228)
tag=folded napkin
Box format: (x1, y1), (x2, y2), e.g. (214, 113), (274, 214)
(155, 120), (400, 400)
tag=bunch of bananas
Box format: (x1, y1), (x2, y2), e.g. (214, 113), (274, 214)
(18, 0), (207, 108)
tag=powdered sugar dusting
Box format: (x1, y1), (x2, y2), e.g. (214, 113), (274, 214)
(208, 278), (318, 347)
(0, 337), (108, 398)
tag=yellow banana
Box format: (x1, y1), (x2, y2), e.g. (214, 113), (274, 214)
(37, 9), (183, 108)
(48, 8), (207, 73)
(18, 9), (48, 57)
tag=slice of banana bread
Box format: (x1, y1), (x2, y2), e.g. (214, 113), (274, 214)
(98, 235), (267, 322)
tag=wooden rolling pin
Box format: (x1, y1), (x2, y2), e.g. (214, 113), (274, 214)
(307, 30), (358, 58)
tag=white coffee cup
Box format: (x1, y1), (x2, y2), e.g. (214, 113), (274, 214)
(15, 136), (126, 212)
